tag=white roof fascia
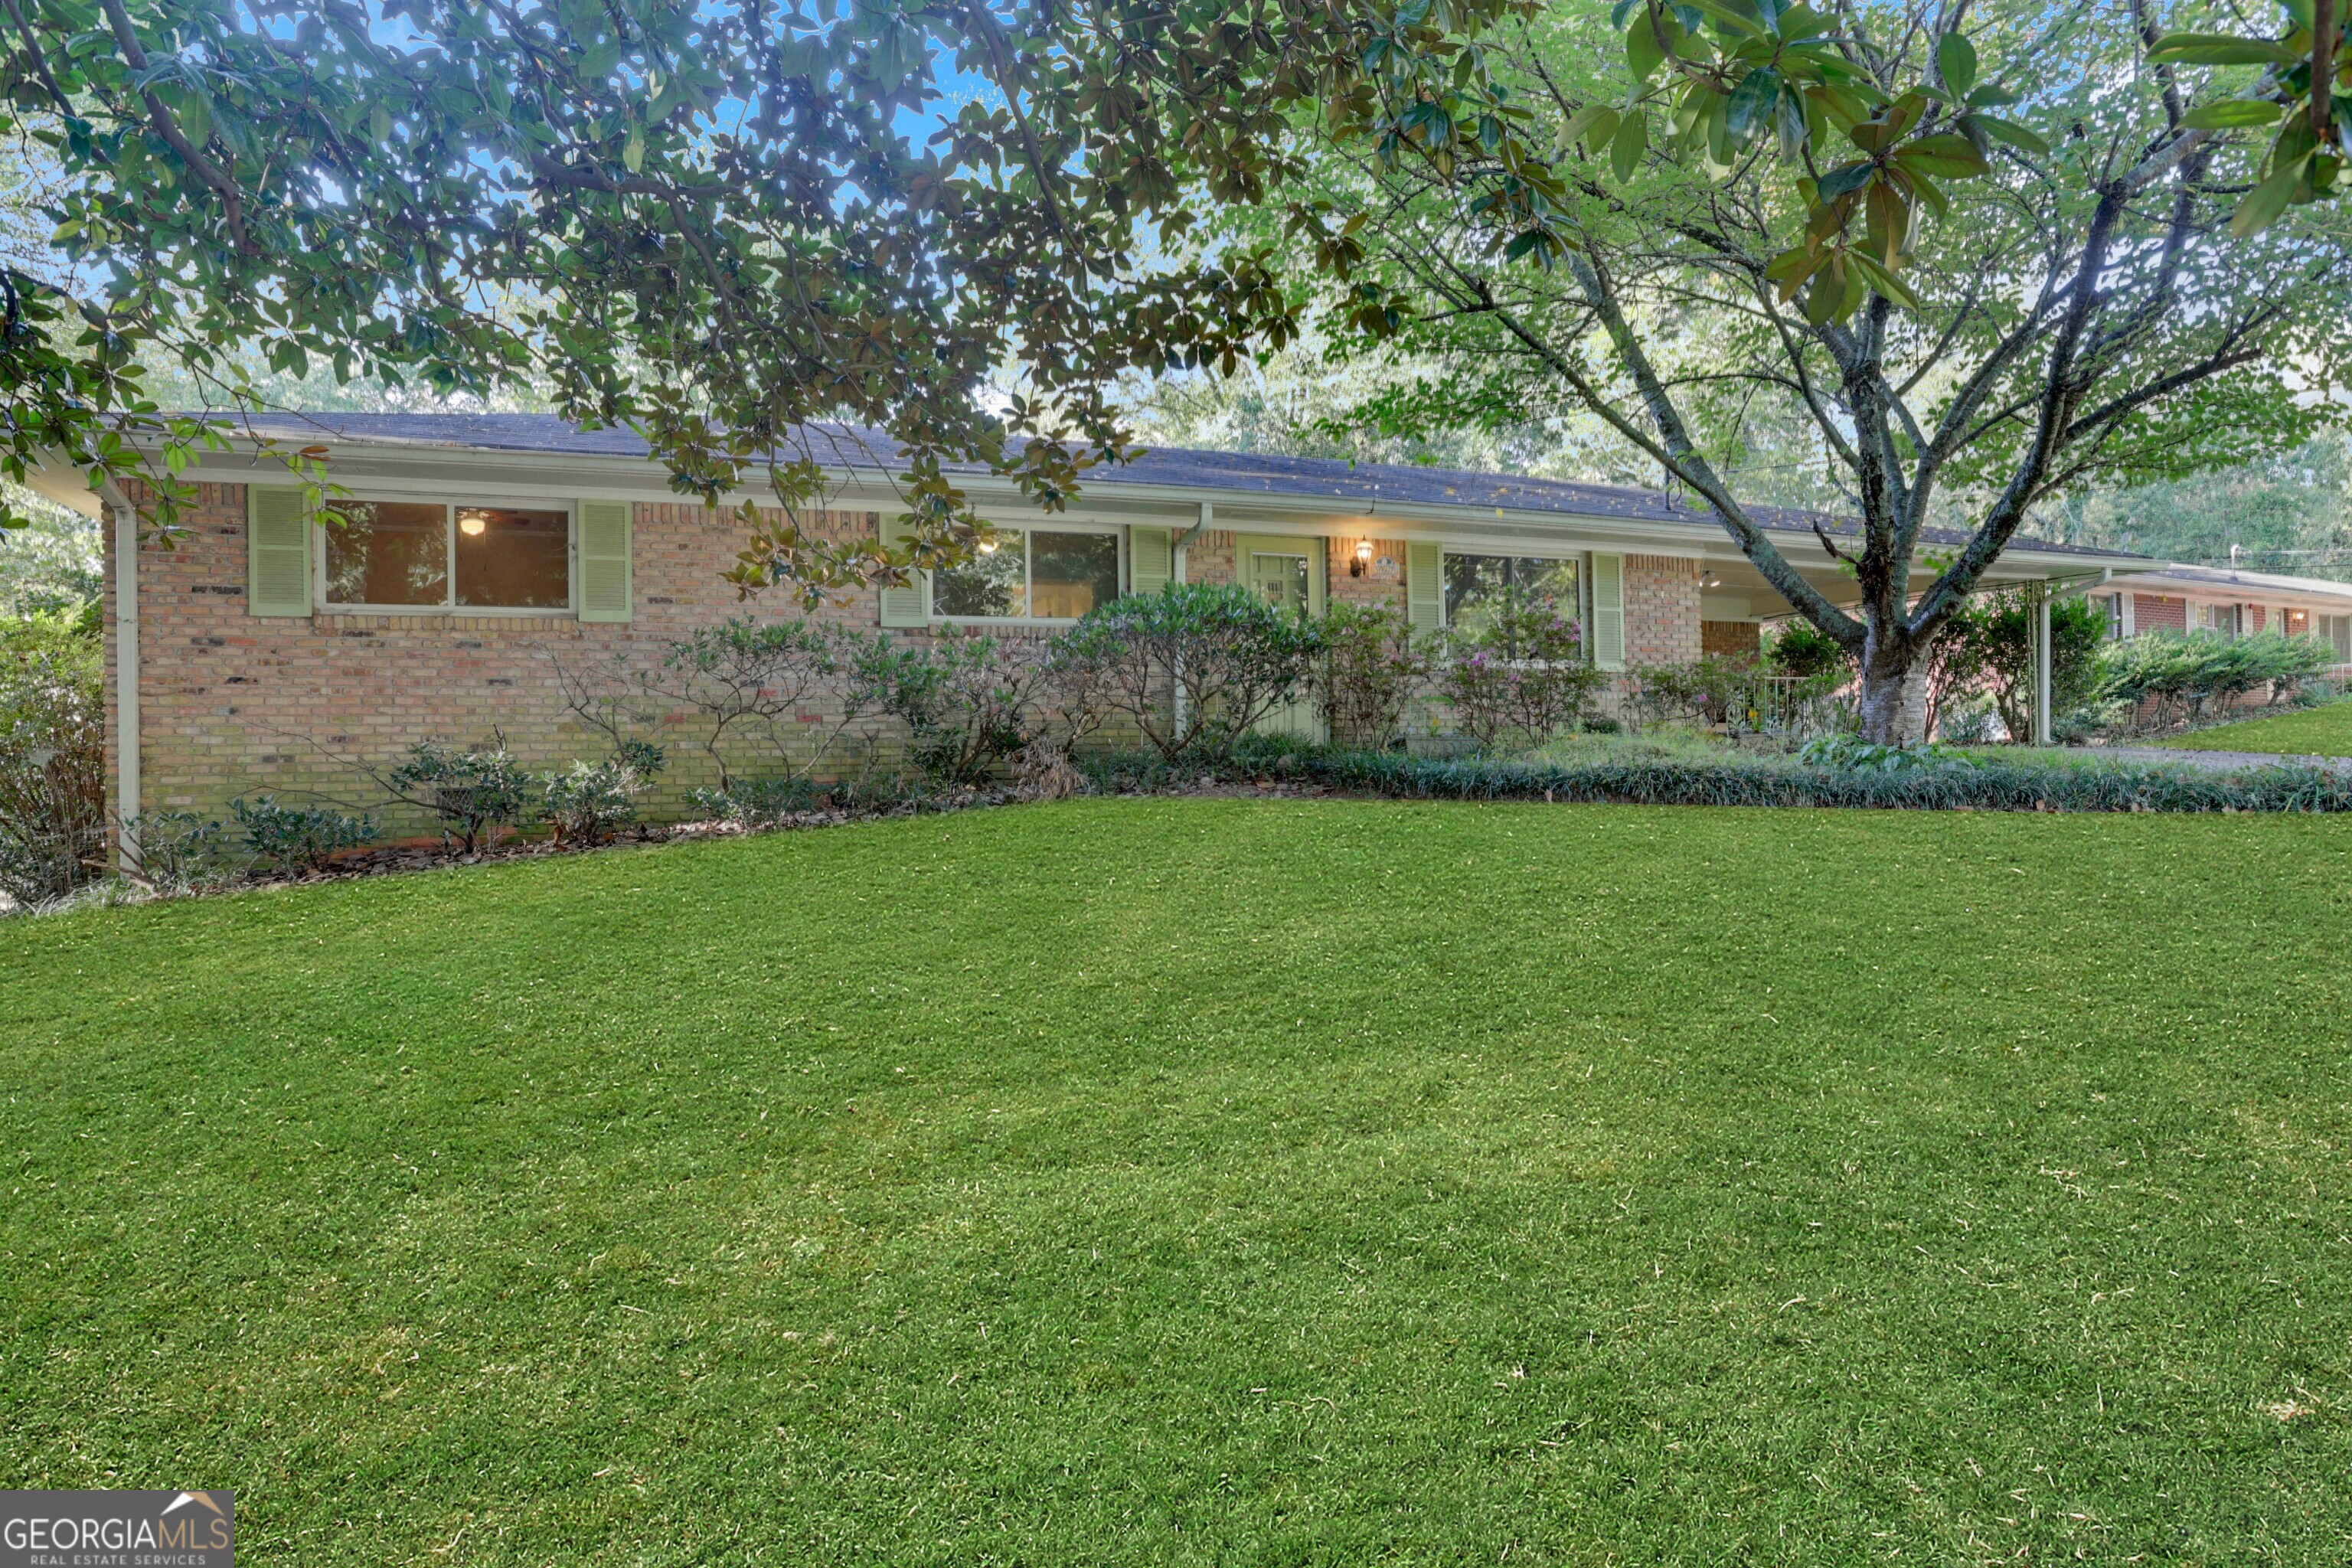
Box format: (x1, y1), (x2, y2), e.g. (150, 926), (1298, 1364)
(2108, 567), (2352, 605)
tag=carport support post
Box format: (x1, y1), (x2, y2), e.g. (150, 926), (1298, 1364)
(2033, 583), (2053, 747)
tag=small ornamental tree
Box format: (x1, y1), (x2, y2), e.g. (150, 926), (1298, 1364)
(1052, 585), (1325, 763)
(1315, 603), (1432, 750)
(860, 627), (1055, 786)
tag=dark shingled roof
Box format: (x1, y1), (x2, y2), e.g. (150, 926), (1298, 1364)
(214, 412), (2145, 561)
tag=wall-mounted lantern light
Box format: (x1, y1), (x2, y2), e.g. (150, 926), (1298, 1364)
(1351, 540), (1374, 578)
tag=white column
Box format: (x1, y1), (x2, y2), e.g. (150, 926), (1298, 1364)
(113, 501), (141, 871)
(2034, 586), (2053, 746)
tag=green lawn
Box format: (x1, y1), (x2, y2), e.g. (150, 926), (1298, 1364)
(2156, 695), (2352, 755)
(5, 799), (2352, 1563)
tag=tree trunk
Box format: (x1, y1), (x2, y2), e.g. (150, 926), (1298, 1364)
(1855, 646), (1929, 745)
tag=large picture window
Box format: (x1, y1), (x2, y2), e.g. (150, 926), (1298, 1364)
(323, 501), (572, 612)
(933, 527), (1121, 621)
(1444, 554), (1580, 643)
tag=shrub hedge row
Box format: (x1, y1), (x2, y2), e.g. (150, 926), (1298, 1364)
(1083, 744), (2352, 813)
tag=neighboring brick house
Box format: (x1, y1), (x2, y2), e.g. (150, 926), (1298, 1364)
(39, 414), (2145, 840)
(2096, 564), (2352, 661)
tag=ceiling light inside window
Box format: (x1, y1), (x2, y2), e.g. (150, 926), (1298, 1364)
(459, 513), (487, 537)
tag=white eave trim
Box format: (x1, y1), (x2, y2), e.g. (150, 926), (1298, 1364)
(115, 438), (2145, 576)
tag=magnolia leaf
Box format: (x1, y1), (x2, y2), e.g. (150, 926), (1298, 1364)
(1864, 180), (1910, 264)
(1610, 108), (1648, 181)
(2180, 99), (2288, 129)
(1626, 15), (1666, 82)
(2233, 151), (2308, 235)
(1849, 250), (1922, 310)
(1805, 255), (1845, 323)
(1775, 80), (1809, 159)
(1936, 33), (1978, 94)
(1972, 116), (2050, 155)
(1815, 160), (1876, 199)
(1779, 5), (1832, 42)
(1725, 66), (1781, 143)
(1893, 132), (1991, 177)
(2148, 31), (2304, 64)
(1557, 103), (1614, 152)
(1681, 0), (1764, 36)
(1907, 168), (1949, 219)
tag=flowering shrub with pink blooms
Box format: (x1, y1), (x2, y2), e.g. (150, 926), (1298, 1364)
(1435, 603), (1602, 751)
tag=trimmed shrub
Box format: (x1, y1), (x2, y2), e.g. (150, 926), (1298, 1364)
(684, 776), (823, 827)
(539, 742), (665, 846)
(1964, 590), (2109, 740)
(1433, 602), (1599, 750)
(648, 617), (867, 791)
(1050, 584), (1324, 763)
(1765, 619), (1853, 680)
(0, 607), (105, 904)
(233, 796), (380, 871)
(386, 740), (531, 854)
(2095, 631), (2336, 728)
(122, 812), (240, 892)
(1313, 602), (1429, 750)
(859, 625), (1050, 785)
(1629, 653), (1844, 733)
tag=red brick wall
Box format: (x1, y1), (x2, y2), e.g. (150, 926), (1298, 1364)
(1327, 534), (1407, 610)
(1181, 530), (1236, 588)
(1624, 554), (1703, 666)
(1701, 619), (1760, 659)
(2134, 594), (2187, 633)
(104, 485), (883, 832)
(106, 491), (1716, 822)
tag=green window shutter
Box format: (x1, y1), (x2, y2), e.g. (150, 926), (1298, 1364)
(1590, 551), (1625, 670)
(578, 500), (633, 622)
(1129, 526), (1172, 596)
(247, 485), (311, 617)
(877, 514), (926, 627)
(1406, 541), (1442, 634)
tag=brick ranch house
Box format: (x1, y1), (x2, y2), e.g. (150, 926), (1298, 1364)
(36, 413), (2148, 840)
(2094, 562), (2352, 658)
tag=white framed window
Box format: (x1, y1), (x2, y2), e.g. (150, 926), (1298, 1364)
(319, 499), (575, 614)
(2320, 613), (2352, 662)
(1442, 553), (1583, 653)
(932, 525), (1124, 622)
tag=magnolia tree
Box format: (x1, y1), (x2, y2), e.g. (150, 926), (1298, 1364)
(1217, 0), (2352, 739)
(15, 0), (2351, 681)
(0, 0), (1362, 586)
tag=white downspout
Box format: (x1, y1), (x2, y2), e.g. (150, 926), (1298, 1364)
(2033, 583), (2053, 747)
(1171, 501), (1211, 746)
(110, 495), (140, 873)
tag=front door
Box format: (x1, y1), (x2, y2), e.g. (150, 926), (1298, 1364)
(1245, 545), (1325, 742)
